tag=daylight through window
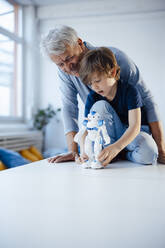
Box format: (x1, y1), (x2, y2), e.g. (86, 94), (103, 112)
(0, 0), (23, 119)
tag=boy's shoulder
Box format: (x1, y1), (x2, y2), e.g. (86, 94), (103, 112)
(120, 80), (138, 90)
(119, 81), (140, 99)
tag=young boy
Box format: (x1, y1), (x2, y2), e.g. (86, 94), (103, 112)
(78, 47), (158, 166)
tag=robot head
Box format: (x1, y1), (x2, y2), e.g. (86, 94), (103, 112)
(88, 111), (101, 121)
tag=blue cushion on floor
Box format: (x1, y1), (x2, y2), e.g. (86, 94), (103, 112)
(0, 148), (29, 168)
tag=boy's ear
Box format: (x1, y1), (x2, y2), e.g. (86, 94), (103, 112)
(111, 67), (117, 77)
(108, 68), (116, 78)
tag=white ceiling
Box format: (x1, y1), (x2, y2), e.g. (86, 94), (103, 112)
(13, 0), (165, 10)
(13, 0), (91, 6)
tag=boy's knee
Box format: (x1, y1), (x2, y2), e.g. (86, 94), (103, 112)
(128, 132), (158, 164)
(127, 132), (158, 165)
(91, 100), (114, 116)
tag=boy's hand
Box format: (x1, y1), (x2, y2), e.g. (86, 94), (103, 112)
(98, 144), (121, 167)
(75, 152), (89, 164)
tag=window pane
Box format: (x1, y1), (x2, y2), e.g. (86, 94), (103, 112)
(0, 33), (22, 117)
(0, 0), (15, 33)
(0, 34), (13, 87)
(0, 0), (13, 15)
(0, 86), (10, 116)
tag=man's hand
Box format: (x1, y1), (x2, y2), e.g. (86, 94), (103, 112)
(158, 153), (165, 164)
(98, 144), (121, 167)
(149, 121), (165, 164)
(158, 142), (165, 164)
(48, 152), (77, 163)
(48, 131), (80, 163)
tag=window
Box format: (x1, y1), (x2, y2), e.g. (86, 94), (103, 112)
(0, 0), (23, 120)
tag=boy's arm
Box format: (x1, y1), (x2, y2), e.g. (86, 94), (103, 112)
(112, 108), (141, 151)
(98, 108), (141, 166)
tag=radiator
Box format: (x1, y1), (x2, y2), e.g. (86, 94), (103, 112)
(0, 131), (43, 152)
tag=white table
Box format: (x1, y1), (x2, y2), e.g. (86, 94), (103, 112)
(0, 160), (165, 248)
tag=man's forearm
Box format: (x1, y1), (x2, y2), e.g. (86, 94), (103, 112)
(149, 121), (165, 152)
(66, 131), (79, 156)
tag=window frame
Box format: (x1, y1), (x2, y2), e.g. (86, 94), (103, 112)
(0, 1), (25, 123)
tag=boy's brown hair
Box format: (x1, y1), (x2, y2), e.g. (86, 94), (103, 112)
(79, 47), (120, 84)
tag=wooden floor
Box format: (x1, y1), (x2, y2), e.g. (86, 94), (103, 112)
(0, 159), (165, 248)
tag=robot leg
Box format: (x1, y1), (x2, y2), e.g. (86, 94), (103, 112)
(81, 136), (93, 169)
(91, 137), (104, 169)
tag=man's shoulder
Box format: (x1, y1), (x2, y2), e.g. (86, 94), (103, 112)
(58, 68), (70, 78)
(85, 41), (121, 54)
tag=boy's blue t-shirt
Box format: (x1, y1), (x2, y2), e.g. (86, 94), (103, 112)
(85, 80), (148, 125)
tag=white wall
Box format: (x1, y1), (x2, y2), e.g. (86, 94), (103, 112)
(37, 0), (165, 151)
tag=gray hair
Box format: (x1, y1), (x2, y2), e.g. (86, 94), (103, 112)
(40, 25), (78, 56)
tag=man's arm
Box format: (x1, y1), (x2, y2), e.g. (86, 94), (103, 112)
(115, 48), (165, 164)
(58, 70), (79, 134)
(48, 70), (80, 163)
(113, 47), (160, 123)
(149, 121), (165, 163)
(66, 131), (79, 157)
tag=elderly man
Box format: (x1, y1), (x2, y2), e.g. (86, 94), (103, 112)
(41, 25), (165, 164)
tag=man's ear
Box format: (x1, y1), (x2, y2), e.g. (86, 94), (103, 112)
(77, 38), (83, 47)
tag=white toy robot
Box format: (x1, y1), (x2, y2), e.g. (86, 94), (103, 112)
(74, 111), (111, 169)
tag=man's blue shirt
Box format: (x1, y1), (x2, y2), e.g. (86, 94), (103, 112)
(58, 42), (159, 134)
